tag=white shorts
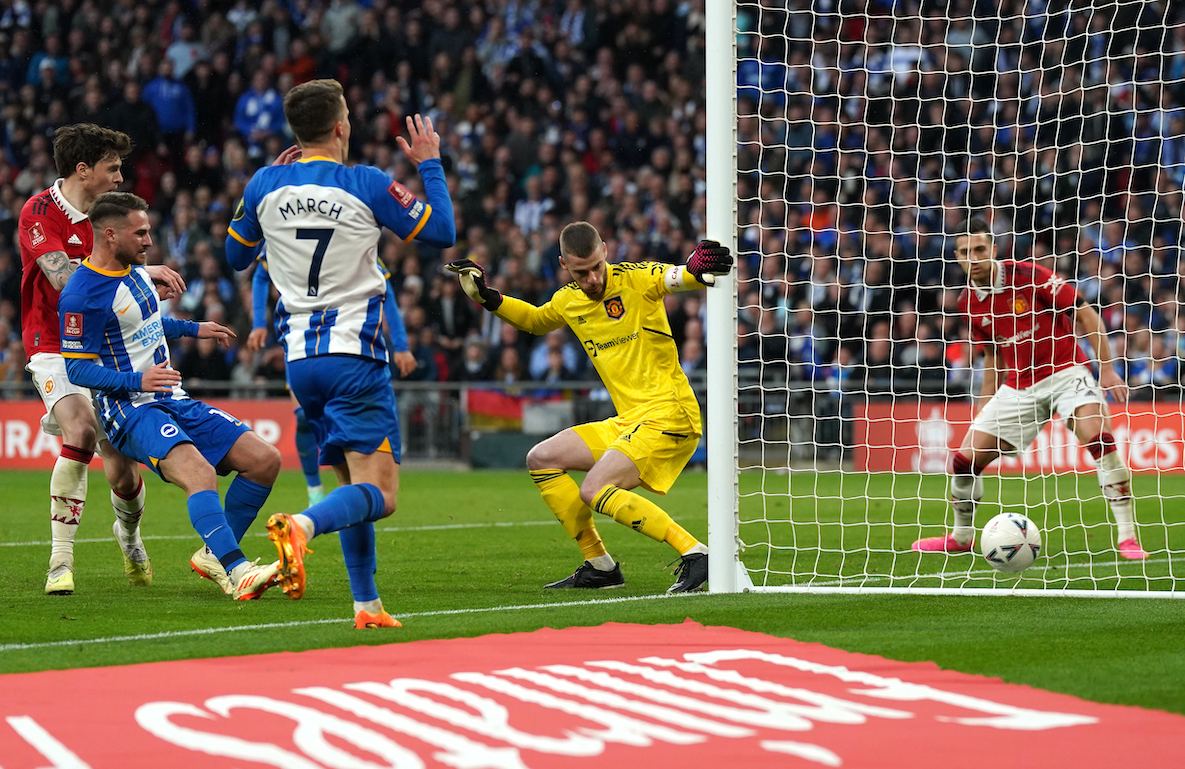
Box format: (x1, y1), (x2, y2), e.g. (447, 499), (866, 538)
(972, 365), (1107, 454)
(26, 352), (93, 438)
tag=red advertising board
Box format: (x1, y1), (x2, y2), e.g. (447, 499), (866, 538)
(0, 399), (302, 470)
(1, 621), (1182, 768)
(855, 400), (1185, 474)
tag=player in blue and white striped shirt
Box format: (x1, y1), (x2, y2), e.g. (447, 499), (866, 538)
(59, 192), (284, 601)
(225, 78), (456, 628)
(248, 249), (417, 508)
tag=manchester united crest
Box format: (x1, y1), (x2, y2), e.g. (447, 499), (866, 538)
(603, 296), (625, 319)
(1014, 297), (1028, 313)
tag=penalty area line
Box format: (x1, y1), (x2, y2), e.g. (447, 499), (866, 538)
(0, 593), (701, 653)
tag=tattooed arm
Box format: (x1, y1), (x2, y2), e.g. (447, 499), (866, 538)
(36, 250), (76, 291)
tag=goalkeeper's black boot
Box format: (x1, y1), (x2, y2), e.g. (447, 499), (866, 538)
(668, 552), (708, 593)
(544, 561), (625, 589)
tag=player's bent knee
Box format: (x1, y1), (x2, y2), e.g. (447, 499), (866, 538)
(525, 443), (555, 472)
(578, 479), (605, 507)
(379, 489), (397, 518)
(257, 443), (283, 482)
(62, 421), (99, 452)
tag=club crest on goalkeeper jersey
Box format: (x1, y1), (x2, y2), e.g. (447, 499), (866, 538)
(496, 261), (700, 426)
(228, 157), (437, 364)
(57, 260), (188, 435)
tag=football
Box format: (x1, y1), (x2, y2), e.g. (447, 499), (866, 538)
(981, 513), (1042, 573)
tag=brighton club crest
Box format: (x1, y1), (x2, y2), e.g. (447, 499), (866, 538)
(603, 296), (625, 320)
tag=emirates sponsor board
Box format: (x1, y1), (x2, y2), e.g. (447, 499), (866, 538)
(0, 399), (299, 470)
(0, 622), (1180, 768)
(856, 401), (1185, 474)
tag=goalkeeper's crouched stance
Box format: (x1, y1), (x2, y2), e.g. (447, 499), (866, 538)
(448, 221), (733, 592)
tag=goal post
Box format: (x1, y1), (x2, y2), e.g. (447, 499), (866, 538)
(705, 0), (748, 593)
(706, 1), (1185, 596)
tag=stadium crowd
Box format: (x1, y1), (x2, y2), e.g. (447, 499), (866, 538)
(737, 0), (1185, 398)
(0, 0), (1181, 405)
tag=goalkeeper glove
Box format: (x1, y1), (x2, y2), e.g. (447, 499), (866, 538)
(445, 258), (503, 310)
(686, 240), (733, 285)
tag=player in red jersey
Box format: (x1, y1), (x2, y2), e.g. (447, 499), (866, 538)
(913, 217), (1148, 560)
(19, 124), (186, 594)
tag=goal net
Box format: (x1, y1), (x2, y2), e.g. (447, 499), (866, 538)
(705, 1), (1185, 595)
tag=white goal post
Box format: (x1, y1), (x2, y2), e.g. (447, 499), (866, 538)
(706, 0), (1185, 596)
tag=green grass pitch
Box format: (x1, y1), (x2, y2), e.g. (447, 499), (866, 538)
(1, 468), (1183, 715)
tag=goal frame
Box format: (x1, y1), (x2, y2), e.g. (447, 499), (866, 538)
(702, 0), (1181, 598)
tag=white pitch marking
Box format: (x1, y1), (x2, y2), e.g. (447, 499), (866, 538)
(0, 593), (702, 653)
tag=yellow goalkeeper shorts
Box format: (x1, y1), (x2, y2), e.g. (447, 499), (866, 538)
(572, 407), (701, 495)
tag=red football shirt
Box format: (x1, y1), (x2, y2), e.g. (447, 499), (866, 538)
(961, 259), (1088, 389)
(18, 180), (94, 359)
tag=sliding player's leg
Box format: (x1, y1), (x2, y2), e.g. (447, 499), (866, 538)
(1071, 401), (1147, 560)
(527, 428), (622, 588)
(579, 420), (706, 593)
(155, 441), (279, 600)
(121, 401), (279, 600)
(191, 429), (284, 593)
(101, 440), (152, 587)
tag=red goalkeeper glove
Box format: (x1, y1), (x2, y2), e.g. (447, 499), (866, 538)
(686, 240), (733, 284)
(445, 258), (503, 310)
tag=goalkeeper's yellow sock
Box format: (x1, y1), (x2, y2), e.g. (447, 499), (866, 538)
(530, 469), (610, 562)
(590, 485), (701, 555)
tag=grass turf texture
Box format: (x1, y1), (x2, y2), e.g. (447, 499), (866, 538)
(0, 468), (1183, 716)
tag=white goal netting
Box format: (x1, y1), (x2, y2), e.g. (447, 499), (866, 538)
(708, 0), (1185, 595)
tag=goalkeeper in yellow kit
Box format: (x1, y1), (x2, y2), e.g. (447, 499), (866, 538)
(448, 221), (733, 592)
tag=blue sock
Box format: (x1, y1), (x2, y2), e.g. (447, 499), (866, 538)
(294, 408), (321, 488)
(224, 475), (271, 542)
(188, 490), (245, 572)
(339, 523), (379, 602)
(302, 483), (385, 536)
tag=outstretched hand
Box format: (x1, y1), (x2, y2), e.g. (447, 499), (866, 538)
(445, 258), (503, 311)
(686, 240), (734, 286)
(397, 114), (441, 166)
(198, 321), (238, 348)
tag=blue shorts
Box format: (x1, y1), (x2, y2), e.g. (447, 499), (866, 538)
(111, 399), (251, 479)
(286, 355), (401, 466)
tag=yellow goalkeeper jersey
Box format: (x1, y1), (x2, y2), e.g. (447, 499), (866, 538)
(494, 261), (701, 429)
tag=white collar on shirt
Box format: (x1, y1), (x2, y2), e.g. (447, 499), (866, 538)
(49, 178), (89, 224)
(972, 261), (1006, 301)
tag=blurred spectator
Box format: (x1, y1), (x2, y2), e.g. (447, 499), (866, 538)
(142, 57), (196, 160)
(452, 336), (492, 382)
(233, 70), (284, 158)
(528, 328), (580, 381)
(105, 80), (161, 163)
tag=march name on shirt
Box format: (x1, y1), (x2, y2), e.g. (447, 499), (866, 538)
(277, 195), (344, 221)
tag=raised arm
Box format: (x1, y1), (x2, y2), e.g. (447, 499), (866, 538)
(1076, 302), (1129, 403)
(446, 258), (565, 335)
(396, 114), (455, 248)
